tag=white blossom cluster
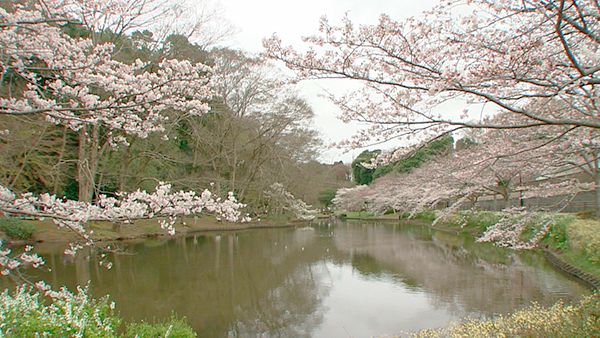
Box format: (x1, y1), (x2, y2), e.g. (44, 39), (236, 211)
(0, 1), (213, 140)
(476, 211), (556, 250)
(0, 182), (249, 280)
(1, 283), (119, 334)
(263, 183), (317, 220)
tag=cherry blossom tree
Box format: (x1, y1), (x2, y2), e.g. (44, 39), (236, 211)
(263, 182), (316, 220)
(536, 127), (600, 216)
(264, 0), (600, 148)
(1, 0), (214, 202)
(266, 0), (600, 250)
(332, 184), (373, 212)
(0, 0), (250, 286)
(332, 123), (591, 249)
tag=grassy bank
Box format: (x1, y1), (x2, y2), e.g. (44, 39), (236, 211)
(406, 209), (600, 278)
(340, 211), (400, 219)
(336, 209), (600, 279)
(550, 218), (600, 278)
(0, 216), (297, 244)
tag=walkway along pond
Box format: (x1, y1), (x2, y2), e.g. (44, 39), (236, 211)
(4, 220), (591, 337)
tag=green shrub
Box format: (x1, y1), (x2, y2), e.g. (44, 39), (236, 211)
(122, 315), (196, 338)
(542, 214), (575, 251)
(0, 285), (120, 337)
(0, 218), (36, 240)
(410, 209), (436, 222)
(463, 211), (503, 230)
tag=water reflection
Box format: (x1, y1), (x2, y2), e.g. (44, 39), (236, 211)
(2, 220), (589, 337)
(327, 221), (585, 318)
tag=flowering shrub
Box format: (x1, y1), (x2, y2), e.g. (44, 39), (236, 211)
(0, 285), (198, 337)
(407, 292), (600, 338)
(0, 285), (120, 337)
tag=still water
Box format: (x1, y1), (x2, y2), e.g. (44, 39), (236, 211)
(15, 220), (591, 337)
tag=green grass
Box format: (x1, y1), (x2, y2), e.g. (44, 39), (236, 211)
(340, 211), (376, 218)
(399, 209), (437, 222)
(462, 211), (504, 230)
(122, 315), (196, 338)
(556, 219), (600, 277)
(420, 210), (503, 234)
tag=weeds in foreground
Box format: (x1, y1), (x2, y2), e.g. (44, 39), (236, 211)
(405, 292), (600, 338)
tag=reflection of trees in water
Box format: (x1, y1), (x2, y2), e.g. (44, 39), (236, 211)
(227, 262), (329, 338)
(27, 228), (333, 337)
(331, 221), (588, 317)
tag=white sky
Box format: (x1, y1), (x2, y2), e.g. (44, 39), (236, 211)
(214, 0), (442, 164)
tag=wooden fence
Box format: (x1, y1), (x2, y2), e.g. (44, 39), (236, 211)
(455, 191), (596, 213)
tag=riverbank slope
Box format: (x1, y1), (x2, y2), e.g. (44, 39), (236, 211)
(0, 216), (302, 244)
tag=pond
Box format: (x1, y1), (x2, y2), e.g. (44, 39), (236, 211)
(7, 220), (590, 337)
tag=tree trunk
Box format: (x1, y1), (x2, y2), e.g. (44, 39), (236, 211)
(78, 128), (92, 202)
(502, 193), (510, 210)
(118, 138), (135, 192)
(230, 147), (237, 194)
(77, 125), (101, 202)
(52, 126), (69, 195)
(595, 175), (600, 218)
(488, 183), (511, 210)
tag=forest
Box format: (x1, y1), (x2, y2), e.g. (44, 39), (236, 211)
(0, 1), (359, 230)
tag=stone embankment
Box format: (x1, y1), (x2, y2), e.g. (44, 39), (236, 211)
(543, 249), (600, 289)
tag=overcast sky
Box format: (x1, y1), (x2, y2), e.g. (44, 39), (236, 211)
(215, 0), (441, 163)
